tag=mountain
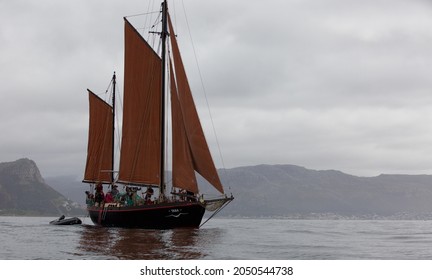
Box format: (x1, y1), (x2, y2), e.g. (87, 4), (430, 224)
(21, 161), (432, 219)
(219, 164), (432, 219)
(0, 158), (84, 216)
(4, 159), (432, 219)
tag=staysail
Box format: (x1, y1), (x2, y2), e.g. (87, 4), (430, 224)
(83, 90), (113, 183)
(170, 60), (198, 194)
(118, 19), (163, 186)
(168, 14), (224, 194)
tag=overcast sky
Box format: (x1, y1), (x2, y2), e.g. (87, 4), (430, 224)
(2, 0), (432, 178)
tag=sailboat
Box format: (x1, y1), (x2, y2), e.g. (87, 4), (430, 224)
(83, 1), (233, 229)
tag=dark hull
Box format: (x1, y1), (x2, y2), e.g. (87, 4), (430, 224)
(50, 217), (82, 225)
(87, 201), (206, 229)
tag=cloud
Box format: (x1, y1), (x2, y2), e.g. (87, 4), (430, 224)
(2, 0), (432, 177)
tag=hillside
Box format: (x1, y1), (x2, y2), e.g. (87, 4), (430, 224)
(49, 163), (432, 219)
(0, 158), (84, 216)
(3, 158), (432, 219)
(219, 165), (432, 219)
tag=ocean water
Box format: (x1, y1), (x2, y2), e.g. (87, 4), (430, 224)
(2, 216), (432, 260)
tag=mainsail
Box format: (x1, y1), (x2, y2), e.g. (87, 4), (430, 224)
(83, 90), (113, 183)
(118, 19), (162, 186)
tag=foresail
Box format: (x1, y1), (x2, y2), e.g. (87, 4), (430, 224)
(83, 90), (113, 183)
(168, 14), (224, 194)
(170, 60), (199, 194)
(118, 19), (162, 186)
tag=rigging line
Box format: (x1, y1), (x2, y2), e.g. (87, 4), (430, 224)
(124, 11), (160, 19)
(171, 0), (178, 29)
(145, 15), (162, 52)
(147, 12), (162, 44)
(143, 0), (156, 36)
(102, 75), (114, 103)
(180, 0), (232, 191)
(199, 198), (233, 228)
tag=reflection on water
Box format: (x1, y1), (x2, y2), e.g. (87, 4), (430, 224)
(77, 225), (224, 259)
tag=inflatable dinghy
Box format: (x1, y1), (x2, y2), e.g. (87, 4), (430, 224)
(49, 215), (82, 225)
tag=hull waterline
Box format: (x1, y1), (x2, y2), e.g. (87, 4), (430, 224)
(87, 201), (205, 229)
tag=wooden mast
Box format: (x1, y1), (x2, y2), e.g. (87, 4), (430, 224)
(159, 0), (168, 201)
(111, 72), (116, 184)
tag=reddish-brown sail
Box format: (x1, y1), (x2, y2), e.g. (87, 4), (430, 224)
(83, 90), (113, 183)
(170, 60), (199, 194)
(168, 14), (224, 194)
(118, 19), (162, 185)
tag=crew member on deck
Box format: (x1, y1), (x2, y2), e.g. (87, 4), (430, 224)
(105, 191), (114, 203)
(94, 183), (105, 206)
(145, 186), (154, 204)
(85, 191), (94, 206)
(111, 185), (119, 197)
